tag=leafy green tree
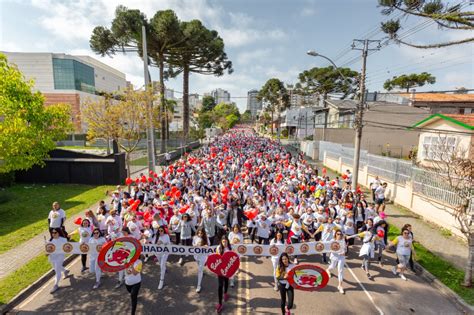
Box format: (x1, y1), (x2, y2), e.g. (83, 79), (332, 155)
(258, 78), (289, 135)
(167, 20), (232, 138)
(0, 53), (72, 173)
(197, 111), (214, 129)
(90, 6), (183, 153)
(297, 66), (359, 101)
(383, 72), (436, 92)
(241, 110), (253, 123)
(379, 0), (474, 48)
(201, 95), (217, 112)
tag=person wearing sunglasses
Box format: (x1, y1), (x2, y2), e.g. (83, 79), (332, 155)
(326, 230), (347, 294)
(89, 228), (106, 289)
(47, 228), (69, 293)
(155, 226), (171, 290)
(389, 227), (415, 281)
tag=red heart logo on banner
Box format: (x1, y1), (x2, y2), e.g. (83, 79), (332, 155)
(206, 251), (240, 278)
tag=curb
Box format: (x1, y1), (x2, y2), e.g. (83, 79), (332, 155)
(1, 254), (78, 315)
(414, 262), (474, 314)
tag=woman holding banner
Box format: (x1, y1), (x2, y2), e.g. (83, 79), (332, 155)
(47, 228), (69, 293)
(215, 235), (232, 313)
(270, 231), (285, 291)
(326, 230), (347, 294)
(88, 228), (106, 289)
(155, 226), (171, 290)
(276, 253), (295, 315)
(193, 228), (210, 293)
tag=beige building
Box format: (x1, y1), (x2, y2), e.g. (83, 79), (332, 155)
(413, 114), (474, 166)
(314, 99), (431, 157)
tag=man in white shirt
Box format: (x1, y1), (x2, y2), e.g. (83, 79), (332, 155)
(370, 176), (381, 202)
(375, 183), (388, 206)
(48, 201), (66, 238)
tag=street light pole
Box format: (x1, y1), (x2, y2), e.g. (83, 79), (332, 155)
(142, 25), (156, 172)
(306, 50), (349, 143)
(350, 39), (380, 189)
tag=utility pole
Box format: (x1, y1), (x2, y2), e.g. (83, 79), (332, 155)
(142, 25), (156, 172)
(351, 39), (380, 189)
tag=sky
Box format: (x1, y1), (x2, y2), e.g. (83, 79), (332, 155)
(1, 0), (473, 112)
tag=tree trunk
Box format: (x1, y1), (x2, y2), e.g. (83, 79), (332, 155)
(183, 64), (190, 141)
(271, 111), (274, 135)
(159, 53), (166, 154)
(126, 152), (131, 178)
(464, 232), (474, 287)
(112, 140), (119, 154)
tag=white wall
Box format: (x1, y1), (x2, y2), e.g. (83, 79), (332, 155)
(323, 154), (464, 237)
(3, 52), (55, 91)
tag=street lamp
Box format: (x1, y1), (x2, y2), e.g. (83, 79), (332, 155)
(306, 50), (348, 81)
(306, 50), (349, 143)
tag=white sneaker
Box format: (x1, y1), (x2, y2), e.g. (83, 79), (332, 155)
(50, 285), (59, 294)
(144, 256), (150, 263)
(230, 279), (235, 287)
(196, 286), (201, 293)
(63, 270), (70, 279)
(294, 258), (299, 265)
(392, 266), (398, 276)
(93, 282), (100, 289)
(326, 270), (331, 278)
(274, 284), (279, 291)
(158, 280), (164, 290)
(338, 286), (345, 294)
(400, 274), (407, 281)
(114, 280), (124, 289)
(178, 258), (183, 265)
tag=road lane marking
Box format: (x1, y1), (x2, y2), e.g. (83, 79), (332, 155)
(345, 262), (384, 315)
(18, 257), (80, 309)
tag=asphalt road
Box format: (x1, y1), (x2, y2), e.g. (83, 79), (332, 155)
(8, 241), (463, 315)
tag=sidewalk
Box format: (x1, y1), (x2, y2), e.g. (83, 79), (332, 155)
(0, 198), (110, 281)
(285, 144), (467, 270)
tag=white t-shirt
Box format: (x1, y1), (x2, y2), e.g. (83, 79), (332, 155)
(48, 209), (66, 228)
(48, 237), (67, 262)
(88, 237), (106, 257)
(125, 260), (142, 285)
(257, 218), (272, 238)
(375, 186), (386, 199)
(396, 236), (412, 256)
(228, 232), (243, 245)
(79, 227), (92, 243)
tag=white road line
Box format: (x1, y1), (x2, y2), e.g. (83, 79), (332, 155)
(18, 257), (80, 309)
(345, 262), (384, 315)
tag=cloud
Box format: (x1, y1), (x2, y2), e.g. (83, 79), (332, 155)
(28, 0), (286, 48)
(300, 7), (316, 17)
(237, 48), (272, 65)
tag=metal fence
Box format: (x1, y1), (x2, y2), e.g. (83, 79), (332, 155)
(318, 140), (471, 208)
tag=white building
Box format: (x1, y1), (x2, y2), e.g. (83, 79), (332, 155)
(2, 51), (127, 132)
(247, 89), (262, 118)
(210, 88), (231, 104)
(280, 107), (316, 139)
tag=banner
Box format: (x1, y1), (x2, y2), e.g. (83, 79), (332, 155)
(45, 240), (343, 256)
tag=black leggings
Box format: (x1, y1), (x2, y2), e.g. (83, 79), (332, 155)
(218, 276), (229, 304)
(258, 237), (269, 245)
(247, 227), (256, 243)
(126, 282), (141, 315)
(278, 283), (294, 314)
(81, 254), (87, 268)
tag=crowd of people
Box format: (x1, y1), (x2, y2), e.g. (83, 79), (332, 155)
(47, 127), (415, 315)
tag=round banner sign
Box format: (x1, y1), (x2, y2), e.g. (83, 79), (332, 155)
(97, 237), (142, 272)
(287, 264), (329, 291)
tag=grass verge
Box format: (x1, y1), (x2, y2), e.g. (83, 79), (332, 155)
(0, 255), (51, 306)
(0, 184), (114, 254)
(387, 224), (474, 305)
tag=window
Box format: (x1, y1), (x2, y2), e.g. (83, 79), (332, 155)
(53, 58), (95, 94)
(421, 136), (457, 161)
